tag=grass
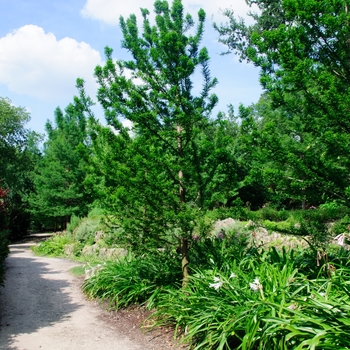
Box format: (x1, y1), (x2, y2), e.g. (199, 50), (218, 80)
(69, 265), (86, 277)
(82, 250), (182, 310)
(79, 230), (350, 349)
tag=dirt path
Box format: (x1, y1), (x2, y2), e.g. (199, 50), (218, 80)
(0, 237), (176, 350)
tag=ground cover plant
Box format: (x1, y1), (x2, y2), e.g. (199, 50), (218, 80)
(32, 233), (75, 257)
(151, 246), (350, 349)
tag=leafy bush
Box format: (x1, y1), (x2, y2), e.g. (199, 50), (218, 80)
(251, 206), (290, 222)
(88, 207), (105, 218)
(67, 214), (82, 234)
(32, 233), (73, 257)
(249, 206), (350, 230)
(292, 206), (350, 223)
(332, 214), (350, 235)
(263, 219), (293, 233)
(74, 216), (102, 244)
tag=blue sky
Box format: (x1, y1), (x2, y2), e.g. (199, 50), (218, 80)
(0, 0), (262, 134)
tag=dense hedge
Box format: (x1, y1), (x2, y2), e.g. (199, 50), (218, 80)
(0, 230), (9, 286)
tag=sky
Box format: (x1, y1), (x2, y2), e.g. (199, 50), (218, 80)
(0, 0), (262, 134)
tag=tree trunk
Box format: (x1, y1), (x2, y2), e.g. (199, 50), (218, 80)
(181, 237), (189, 284)
(177, 124), (185, 203)
(177, 123), (189, 283)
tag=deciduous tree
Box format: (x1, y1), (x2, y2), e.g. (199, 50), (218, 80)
(216, 0), (350, 204)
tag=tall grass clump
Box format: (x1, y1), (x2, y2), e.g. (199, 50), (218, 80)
(190, 227), (254, 271)
(82, 249), (182, 309)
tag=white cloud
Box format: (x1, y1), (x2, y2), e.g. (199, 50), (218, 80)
(81, 0), (254, 25)
(0, 25), (102, 100)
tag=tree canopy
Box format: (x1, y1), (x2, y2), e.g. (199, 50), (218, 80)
(30, 98), (92, 230)
(0, 97), (40, 237)
(216, 0), (350, 204)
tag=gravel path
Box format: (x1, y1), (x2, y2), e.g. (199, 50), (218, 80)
(0, 238), (163, 350)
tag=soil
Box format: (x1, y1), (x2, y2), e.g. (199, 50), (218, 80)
(0, 235), (186, 350)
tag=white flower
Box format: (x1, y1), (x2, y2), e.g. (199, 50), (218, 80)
(230, 273), (237, 279)
(334, 233), (345, 246)
(250, 277), (262, 292)
(209, 276), (223, 290)
(84, 264), (104, 280)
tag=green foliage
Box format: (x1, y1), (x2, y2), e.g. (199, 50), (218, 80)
(29, 87), (94, 230)
(190, 228), (252, 271)
(84, 0), (248, 280)
(216, 0), (350, 205)
(74, 216), (102, 244)
(248, 206), (350, 250)
(332, 215), (350, 236)
(263, 219), (293, 233)
(66, 214), (82, 234)
(0, 230), (9, 286)
(32, 233), (73, 257)
(87, 207), (104, 218)
(152, 248), (350, 349)
(251, 206), (290, 222)
(82, 250), (182, 309)
(0, 96), (41, 239)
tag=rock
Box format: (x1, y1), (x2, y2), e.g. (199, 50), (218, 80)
(94, 231), (105, 243)
(64, 244), (75, 256)
(214, 218), (236, 231)
(82, 244), (99, 256)
(105, 248), (128, 259)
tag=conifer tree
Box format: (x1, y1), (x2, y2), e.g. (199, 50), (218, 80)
(30, 100), (92, 229)
(93, 0), (218, 280)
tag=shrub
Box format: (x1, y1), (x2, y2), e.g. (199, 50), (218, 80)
(67, 215), (81, 234)
(246, 206), (290, 222)
(32, 233), (73, 257)
(88, 207), (105, 218)
(332, 214), (350, 236)
(74, 216), (102, 244)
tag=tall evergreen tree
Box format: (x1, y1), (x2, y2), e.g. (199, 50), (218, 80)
(30, 100), (92, 230)
(92, 0), (219, 279)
